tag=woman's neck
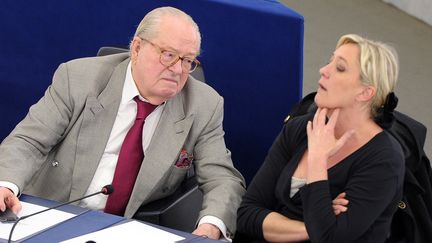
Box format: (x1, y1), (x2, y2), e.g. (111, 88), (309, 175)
(332, 107), (382, 141)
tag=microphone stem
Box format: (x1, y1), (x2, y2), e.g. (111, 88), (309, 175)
(8, 190), (103, 243)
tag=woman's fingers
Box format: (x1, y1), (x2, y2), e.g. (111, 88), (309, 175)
(312, 107), (320, 128)
(332, 192), (349, 215)
(327, 108), (339, 128)
(318, 108), (327, 127)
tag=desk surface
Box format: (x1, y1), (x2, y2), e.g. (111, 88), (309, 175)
(2, 195), (218, 243)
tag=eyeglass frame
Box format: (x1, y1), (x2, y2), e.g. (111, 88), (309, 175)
(139, 37), (200, 73)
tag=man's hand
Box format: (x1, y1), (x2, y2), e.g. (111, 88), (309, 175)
(0, 187), (21, 214)
(332, 192), (349, 215)
(192, 223), (221, 240)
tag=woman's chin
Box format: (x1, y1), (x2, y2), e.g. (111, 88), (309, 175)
(314, 94), (324, 107)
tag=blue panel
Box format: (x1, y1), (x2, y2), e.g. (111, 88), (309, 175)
(0, 0), (303, 183)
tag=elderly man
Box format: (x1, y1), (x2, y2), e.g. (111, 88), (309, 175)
(0, 6), (245, 240)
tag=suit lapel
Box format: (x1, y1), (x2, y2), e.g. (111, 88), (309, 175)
(70, 59), (129, 200)
(125, 91), (194, 217)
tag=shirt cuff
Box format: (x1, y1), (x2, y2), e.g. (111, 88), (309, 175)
(0, 181), (19, 196)
(198, 215), (232, 242)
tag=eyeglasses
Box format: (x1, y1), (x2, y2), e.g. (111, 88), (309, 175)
(140, 38), (200, 73)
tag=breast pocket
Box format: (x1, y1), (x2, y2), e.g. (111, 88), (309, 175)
(160, 164), (191, 195)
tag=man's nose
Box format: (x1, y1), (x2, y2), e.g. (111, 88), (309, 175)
(168, 58), (184, 74)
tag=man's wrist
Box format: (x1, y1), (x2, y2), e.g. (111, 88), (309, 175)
(198, 215), (232, 241)
(0, 182), (19, 196)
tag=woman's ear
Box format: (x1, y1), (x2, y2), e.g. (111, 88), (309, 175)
(357, 85), (376, 102)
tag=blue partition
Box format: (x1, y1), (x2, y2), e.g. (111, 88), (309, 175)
(0, 0), (303, 183)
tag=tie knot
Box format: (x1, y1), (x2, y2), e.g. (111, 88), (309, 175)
(134, 96), (157, 120)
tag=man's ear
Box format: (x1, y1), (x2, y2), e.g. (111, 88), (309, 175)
(130, 37), (142, 62)
(357, 85), (376, 102)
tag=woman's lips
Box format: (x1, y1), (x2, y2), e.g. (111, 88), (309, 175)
(318, 83), (327, 91)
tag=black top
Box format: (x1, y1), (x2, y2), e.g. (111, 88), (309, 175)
(236, 114), (405, 243)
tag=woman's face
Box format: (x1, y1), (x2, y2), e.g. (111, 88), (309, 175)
(315, 43), (364, 109)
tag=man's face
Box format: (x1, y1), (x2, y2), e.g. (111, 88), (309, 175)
(130, 16), (199, 104)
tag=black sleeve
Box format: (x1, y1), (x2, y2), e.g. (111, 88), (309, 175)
(299, 140), (404, 242)
(236, 118), (305, 240)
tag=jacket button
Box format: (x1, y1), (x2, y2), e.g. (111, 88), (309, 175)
(51, 161), (59, 167)
(398, 201), (406, 209)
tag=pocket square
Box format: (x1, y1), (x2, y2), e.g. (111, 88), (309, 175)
(175, 149), (194, 168)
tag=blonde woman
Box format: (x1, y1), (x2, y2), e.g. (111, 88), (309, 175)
(236, 34), (404, 243)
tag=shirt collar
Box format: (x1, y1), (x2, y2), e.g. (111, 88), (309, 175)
(122, 61), (166, 107)
(121, 61), (140, 104)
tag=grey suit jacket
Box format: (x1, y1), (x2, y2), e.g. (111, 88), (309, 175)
(0, 53), (245, 232)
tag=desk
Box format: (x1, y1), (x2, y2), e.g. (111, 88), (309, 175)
(1, 195), (218, 242)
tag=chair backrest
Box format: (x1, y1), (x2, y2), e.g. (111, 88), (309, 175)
(97, 46), (129, 56)
(283, 91), (317, 124)
(286, 92), (432, 243)
(386, 112), (432, 243)
(96, 46), (206, 82)
(133, 176), (202, 232)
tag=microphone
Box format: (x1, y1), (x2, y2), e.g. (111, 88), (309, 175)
(8, 185), (114, 243)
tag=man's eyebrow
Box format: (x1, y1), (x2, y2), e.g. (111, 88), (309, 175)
(158, 43), (198, 57)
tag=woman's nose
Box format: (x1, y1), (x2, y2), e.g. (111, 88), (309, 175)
(319, 64), (329, 78)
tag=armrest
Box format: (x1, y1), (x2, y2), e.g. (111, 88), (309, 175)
(133, 176), (203, 232)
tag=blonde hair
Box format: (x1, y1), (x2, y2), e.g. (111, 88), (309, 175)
(336, 34), (399, 117)
(130, 6), (201, 52)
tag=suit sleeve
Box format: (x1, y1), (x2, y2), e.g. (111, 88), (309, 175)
(0, 63), (73, 189)
(192, 96), (246, 234)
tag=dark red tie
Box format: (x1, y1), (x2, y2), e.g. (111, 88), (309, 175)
(104, 96), (156, 215)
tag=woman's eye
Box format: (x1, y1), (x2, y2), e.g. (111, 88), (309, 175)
(337, 66), (345, 72)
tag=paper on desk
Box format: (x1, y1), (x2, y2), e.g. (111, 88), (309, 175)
(61, 220), (185, 243)
(0, 201), (76, 241)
